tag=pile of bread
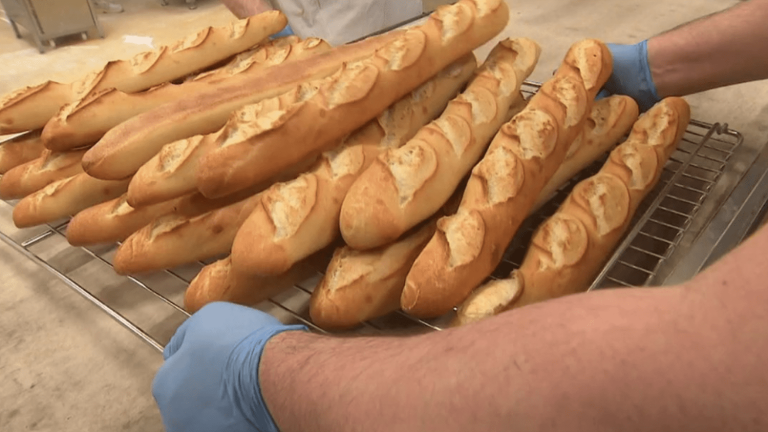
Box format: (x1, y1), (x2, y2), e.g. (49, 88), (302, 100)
(0, 0), (690, 331)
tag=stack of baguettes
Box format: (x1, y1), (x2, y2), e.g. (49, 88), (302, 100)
(0, 0), (690, 332)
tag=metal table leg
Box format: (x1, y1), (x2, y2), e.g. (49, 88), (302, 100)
(9, 19), (22, 38)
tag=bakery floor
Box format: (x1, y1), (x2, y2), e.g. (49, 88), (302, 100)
(1, 0), (767, 431)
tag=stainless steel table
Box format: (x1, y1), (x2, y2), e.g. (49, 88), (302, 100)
(1, 0), (104, 53)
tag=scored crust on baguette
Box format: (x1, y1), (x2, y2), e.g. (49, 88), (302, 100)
(81, 30), (400, 181)
(453, 97), (691, 326)
(66, 183), (275, 246)
(112, 192), (265, 275)
(339, 38), (541, 250)
(0, 12), (287, 135)
(0, 131), (46, 174)
(184, 253), (322, 314)
(12, 173), (130, 228)
(0, 149), (88, 200)
(125, 80), (327, 207)
(66, 194), (179, 246)
(533, 95), (639, 211)
(229, 54), (478, 277)
(401, 38), (614, 319)
(310, 220), (437, 330)
(42, 37), (331, 152)
(196, 0), (510, 198)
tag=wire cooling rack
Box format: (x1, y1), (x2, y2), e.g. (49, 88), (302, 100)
(0, 82), (744, 352)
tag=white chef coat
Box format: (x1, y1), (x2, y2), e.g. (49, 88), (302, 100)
(271, 0), (423, 46)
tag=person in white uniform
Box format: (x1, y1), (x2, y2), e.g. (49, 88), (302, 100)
(220, 0), (423, 46)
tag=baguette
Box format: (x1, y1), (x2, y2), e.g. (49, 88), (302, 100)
(310, 220), (436, 330)
(66, 195), (179, 246)
(229, 54), (478, 277)
(533, 95), (639, 211)
(0, 149), (87, 199)
(112, 192), (265, 274)
(0, 131), (46, 174)
(453, 98), (691, 326)
(184, 255), (320, 314)
(66, 184), (272, 246)
(12, 173), (130, 228)
(81, 31), (400, 181)
(0, 12), (286, 135)
(41, 37), (330, 152)
(339, 38), (540, 250)
(400, 39), (613, 318)
(196, 0), (510, 198)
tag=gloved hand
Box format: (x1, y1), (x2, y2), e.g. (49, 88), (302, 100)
(598, 40), (661, 112)
(152, 302), (306, 432)
(270, 24), (295, 40)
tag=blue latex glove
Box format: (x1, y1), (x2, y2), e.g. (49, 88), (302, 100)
(152, 302), (306, 432)
(598, 41), (661, 112)
(270, 24), (295, 40)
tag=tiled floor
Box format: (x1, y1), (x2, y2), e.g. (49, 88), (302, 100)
(1, 0), (767, 431)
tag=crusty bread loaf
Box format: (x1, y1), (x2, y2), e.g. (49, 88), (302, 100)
(41, 37), (330, 152)
(401, 39), (614, 318)
(0, 131), (45, 174)
(310, 220), (436, 330)
(229, 54), (478, 277)
(81, 31), (399, 181)
(196, 0), (511, 198)
(453, 97), (691, 326)
(0, 12), (286, 135)
(339, 38), (540, 250)
(66, 183), (272, 246)
(12, 173), (130, 228)
(112, 192), (265, 274)
(534, 95), (639, 211)
(0, 149), (87, 199)
(66, 195), (179, 246)
(184, 255), (321, 314)
(126, 134), (219, 207)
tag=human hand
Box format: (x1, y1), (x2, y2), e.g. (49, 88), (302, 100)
(598, 41), (661, 112)
(152, 302), (306, 432)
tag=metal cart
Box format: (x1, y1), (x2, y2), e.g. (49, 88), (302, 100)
(1, 0), (104, 53)
(1, 78), (762, 352)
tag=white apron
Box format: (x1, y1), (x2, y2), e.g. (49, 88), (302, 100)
(272, 0), (424, 46)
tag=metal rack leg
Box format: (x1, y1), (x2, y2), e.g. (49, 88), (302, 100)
(9, 19), (22, 39)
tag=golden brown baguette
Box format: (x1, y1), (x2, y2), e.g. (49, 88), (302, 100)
(112, 192), (265, 274)
(0, 12), (286, 135)
(0, 149), (87, 199)
(533, 95), (639, 211)
(66, 184), (272, 246)
(339, 38), (540, 250)
(184, 253), (325, 314)
(12, 173), (130, 228)
(81, 31), (399, 181)
(229, 54), (478, 277)
(196, 0), (511, 198)
(66, 195), (179, 246)
(310, 220), (436, 330)
(41, 37), (330, 152)
(453, 97), (691, 326)
(400, 39), (614, 318)
(0, 131), (46, 174)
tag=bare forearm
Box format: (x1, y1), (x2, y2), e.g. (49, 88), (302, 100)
(261, 274), (767, 431)
(648, 0), (768, 97)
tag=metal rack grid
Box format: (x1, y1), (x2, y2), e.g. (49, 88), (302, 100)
(0, 82), (743, 353)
